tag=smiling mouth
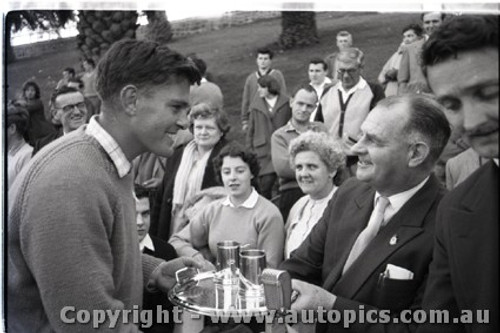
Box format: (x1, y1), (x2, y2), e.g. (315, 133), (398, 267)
(358, 159), (372, 166)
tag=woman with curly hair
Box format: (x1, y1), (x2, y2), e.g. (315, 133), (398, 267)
(285, 131), (346, 259)
(170, 142), (285, 269)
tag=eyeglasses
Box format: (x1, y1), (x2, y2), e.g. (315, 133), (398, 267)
(337, 68), (359, 76)
(58, 102), (87, 113)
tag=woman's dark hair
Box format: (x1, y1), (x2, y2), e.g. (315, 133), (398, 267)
(402, 23), (424, 37)
(22, 81), (41, 99)
(257, 75), (281, 96)
(213, 142), (261, 190)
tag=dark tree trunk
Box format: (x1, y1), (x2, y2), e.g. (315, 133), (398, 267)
(279, 11), (319, 49)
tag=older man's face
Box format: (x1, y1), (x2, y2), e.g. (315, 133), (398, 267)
(427, 48), (498, 159)
(350, 104), (413, 196)
(337, 60), (361, 90)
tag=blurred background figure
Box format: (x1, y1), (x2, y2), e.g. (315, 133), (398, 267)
(19, 80), (55, 145)
(79, 58), (101, 114)
(55, 67), (76, 90)
(150, 103), (231, 242)
(246, 74), (291, 199)
(170, 142), (285, 269)
(7, 101), (33, 188)
(285, 131), (346, 259)
(324, 30), (353, 81)
(188, 54), (224, 110)
(378, 23), (424, 97)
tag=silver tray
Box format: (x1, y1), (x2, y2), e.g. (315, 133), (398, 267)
(168, 270), (268, 318)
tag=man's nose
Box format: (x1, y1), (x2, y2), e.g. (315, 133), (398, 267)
(136, 214), (144, 226)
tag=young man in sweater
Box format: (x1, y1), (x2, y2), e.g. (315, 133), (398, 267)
(7, 39), (202, 332)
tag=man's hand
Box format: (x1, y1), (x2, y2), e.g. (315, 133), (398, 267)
(151, 257), (203, 293)
(291, 279), (337, 311)
(192, 252), (216, 272)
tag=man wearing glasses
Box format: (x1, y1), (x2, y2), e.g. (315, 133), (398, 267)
(316, 47), (384, 174)
(32, 86), (88, 155)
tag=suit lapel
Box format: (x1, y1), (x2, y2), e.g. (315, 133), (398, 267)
(330, 176), (441, 298)
(323, 187), (375, 291)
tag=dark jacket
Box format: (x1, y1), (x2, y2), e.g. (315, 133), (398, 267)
(246, 93), (291, 176)
(418, 161), (498, 333)
(150, 138), (229, 241)
(281, 176), (445, 333)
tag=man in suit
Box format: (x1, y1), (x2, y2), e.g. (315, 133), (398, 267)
(280, 94), (451, 332)
(417, 15), (498, 333)
(135, 188), (177, 333)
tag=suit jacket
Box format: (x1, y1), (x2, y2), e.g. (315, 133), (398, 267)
(143, 236), (177, 333)
(150, 138), (229, 241)
(418, 161), (499, 333)
(280, 175), (445, 333)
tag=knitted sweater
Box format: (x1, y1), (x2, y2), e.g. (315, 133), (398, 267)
(7, 128), (163, 332)
(170, 194), (285, 268)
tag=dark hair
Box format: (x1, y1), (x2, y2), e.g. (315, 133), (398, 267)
(309, 57), (328, 71)
(378, 95), (451, 165)
(95, 39), (201, 106)
(421, 15), (498, 74)
(83, 58), (96, 68)
(257, 75), (281, 96)
(7, 101), (30, 136)
(63, 67), (76, 76)
(189, 55), (207, 77)
(402, 23), (424, 37)
(134, 185), (150, 199)
(256, 47), (274, 59)
(22, 81), (41, 99)
(213, 142), (261, 187)
(291, 82), (317, 99)
(420, 12), (446, 22)
(189, 103), (231, 137)
(50, 86), (81, 106)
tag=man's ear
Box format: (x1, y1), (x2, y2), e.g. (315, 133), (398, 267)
(408, 141), (430, 167)
(7, 123), (17, 135)
(120, 85), (138, 116)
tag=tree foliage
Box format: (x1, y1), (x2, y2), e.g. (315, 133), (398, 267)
(279, 11), (319, 49)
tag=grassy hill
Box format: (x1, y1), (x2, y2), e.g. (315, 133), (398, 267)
(6, 11), (421, 143)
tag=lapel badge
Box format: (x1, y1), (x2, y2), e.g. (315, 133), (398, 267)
(389, 235), (398, 246)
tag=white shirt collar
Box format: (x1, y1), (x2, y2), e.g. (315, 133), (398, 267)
(85, 116), (131, 178)
(374, 176), (430, 220)
(140, 234), (155, 252)
(221, 187), (259, 209)
(336, 76), (367, 96)
(493, 158), (499, 166)
(310, 77), (332, 89)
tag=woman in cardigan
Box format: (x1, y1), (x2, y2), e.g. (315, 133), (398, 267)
(170, 142), (285, 269)
(284, 131), (346, 259)
(150, 103), (231, 242)
(246, 75), (291, 199)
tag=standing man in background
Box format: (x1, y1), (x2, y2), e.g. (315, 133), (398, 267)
(241, 47), (287, 132)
